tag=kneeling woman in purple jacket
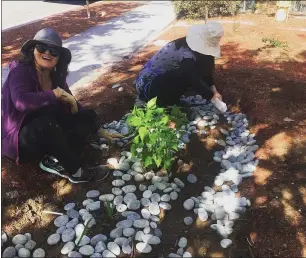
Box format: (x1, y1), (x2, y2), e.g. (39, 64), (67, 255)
(2, 28), (117, 183)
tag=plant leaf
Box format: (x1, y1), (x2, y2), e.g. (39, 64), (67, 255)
(139, 127), (147, 142)
(147, 97), (157, 109)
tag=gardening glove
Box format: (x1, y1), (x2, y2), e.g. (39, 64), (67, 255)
(98, 128), (123, 141)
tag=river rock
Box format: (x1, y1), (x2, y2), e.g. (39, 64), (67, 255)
(122, 242), (132, 254)
(123, 228), (135, 237)
(66, 218), (79, 229)
(220, 239), (232, 248)
(116, 219), (133, 229)
(141, 209), (151, 219)
(187, 174), (197, 184)
(87, 190), (100, 198)
(114, 195), (123, 206)
(24, 240), (36, 251)
(91, 234), (107, 246)
(150, 215), (160, 222)
(141, 198), (151, 207)
(143, 190), (153, 199)
(47, 234), (60, 245)
(67, 209), (79, 219)
(135, 174), (145, 182)
(107, 242), (120, 256)
(62, 228), (75, 242)
(18, 248), (30, 258)
(113, 170), (123, 177)
(102, 250), (116, 258)
(112, 179), (125, 187)
(75, 224), (85, 238)
(61, 241), (75, 255)
(122, 185), (137, 194)
(91, 253), (102, 258)
(142, 234), (161, 245)
(133, 219), (149, 228)
(32, 248), (45, 258)
(178, 237), (187, 248)
(184, 217), (194, 225)
(79, 245), (94, 256)
(87, 201), (101, 211)
(114, 237), (128, 247)
(183, 199), (195, 210)
(136, 242), (152, 253)
(174, 178), (185, 188)
(54, 215), (69, 227)
(150, 193), (161, 202)
(183, 251), (193, 257)
(148, 185), (157, 192)
(110, 228), (123, 239)
(168, 253), (181, 257)
(127, 200), (141, 210)
(12, 234), (28, 245)
(75, 235), (90, 247)
(15, 244), (24, 251)
(2, 246), (16, 258)
(95, 241), (106, 253)
(68, 251), (82, 258)
(149, 202), (160, 215)
(170, 191), (178, 200)
(64, 203), (76, 211)
(159, 202), (171, 210)
(139, 184), (147, 191)
(122, 174), (132, 181)
(112, 188), (122, 195)
(161, 194), (170, 202)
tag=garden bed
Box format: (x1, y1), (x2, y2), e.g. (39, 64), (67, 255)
(2, 13), (306, 258)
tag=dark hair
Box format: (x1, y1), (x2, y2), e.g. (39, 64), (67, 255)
(18, 45), (69, 88)
(174, 37), (189, 50)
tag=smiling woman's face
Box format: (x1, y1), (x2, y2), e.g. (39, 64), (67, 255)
(34, 44), (59, 70)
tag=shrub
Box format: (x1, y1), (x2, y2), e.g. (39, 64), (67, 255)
(172, 0), (241, 19)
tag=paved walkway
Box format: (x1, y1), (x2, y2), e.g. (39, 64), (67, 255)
(1, 1), (176, 89)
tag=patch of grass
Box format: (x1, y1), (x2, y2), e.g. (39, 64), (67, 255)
(104, 200), (116, 219)
(262, 37), (288, 49)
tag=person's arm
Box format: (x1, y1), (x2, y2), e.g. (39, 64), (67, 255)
(180, 58), (214, 100)
(9, 66), (58, 112)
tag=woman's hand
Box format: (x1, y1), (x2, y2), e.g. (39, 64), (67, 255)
(211, 85), (222, 101)
(53, 87), (78, 114)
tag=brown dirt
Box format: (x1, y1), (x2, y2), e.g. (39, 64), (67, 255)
(2, 13), (306, 258)
(1, 1), (144, 67)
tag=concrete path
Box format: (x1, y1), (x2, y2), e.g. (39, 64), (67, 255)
(1, 1), (176, 90)
(2, 0), (84, 31)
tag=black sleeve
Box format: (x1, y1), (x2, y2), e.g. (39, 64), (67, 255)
(180, 58), (214, 100)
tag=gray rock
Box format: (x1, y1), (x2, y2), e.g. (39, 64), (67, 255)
(62, 228), (76, 242)
(141, 198), (151, 207)
(141, 209), (151, 219)
(183, 251), (193, 257)
(184, 217), (194, 225)
(67, 209), (79, 219)
(122, 185), (137, 194)
(123, 228), (135, 237)
(110, 228), (123, 239)
(116, 219), (133, 229)
(127, 200), (141, 210)
(87, 190), (100, 198)
(135, 174), (145, 182)
(177, 247), (184, 256)
(139, 184), (147, 191)
(87, 201), (101, 211)
(54, 215), (69, 227)
(183, 199), (195, 210)
(83, 199), (94, 206)
(2, 247), (16, 258)
(122, 174), (132, 181)
(154, 228), (163, 238)
(161, 194), (170, 202)
(133, 219), (149, 228)
(95, 241), (106, 253)
(102, 250), (116, 258)
(112, 188), (122, 196)
(18, 248), (30, 258)
(187, 174), (197, 184)
(142, 234), (161, 245)
(112, 179), (125, 187)
(150, 215), (160, 222)
(122, 242), (132, 254)
(170, 191), (178, 200)
(168, 253), (181, 257)
(91, 234), (107, 246)
(143, 190), (153, 199)
(114, 195), (124, 206)
(64, 203), (76, 211)
(24, 240), (36, 251)
(15, 244), (24, 251)
(178, 237), (187, 248)
(159, 202), (171, 210)
(47, 234), (60, 245)
(148, 185), (157, 192)
(174, 178), (185, 188)
(114, 237), (128, 247)
(68, 251), (82, 258)
(150, 193), (161, 202)
(136, 242), (152, 253)
(66, 218), (79, 229)
(32, 248), (45, 258)
(79, 245), (94, 256)
(12, 234), (28, 245)
(75, 235), (90, 247)
(113, 170), (123, 177)
(61, 242), (75, 255)
(91, 253), (102, 258)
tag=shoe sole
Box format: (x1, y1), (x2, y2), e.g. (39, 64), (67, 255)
(39, 161), (90, 184)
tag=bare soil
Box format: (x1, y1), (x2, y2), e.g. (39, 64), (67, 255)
(2, 13), (306, 258)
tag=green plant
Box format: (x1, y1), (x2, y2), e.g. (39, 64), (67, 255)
(76, 217), (93, 246)
(104, 200), (115, 219)
(126, 98), (187, 170)
(262, 37), (288, 49)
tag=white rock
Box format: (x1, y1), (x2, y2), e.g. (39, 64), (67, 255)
(136, 242), (152, 253)
(141, 209), (151, 219)
(95, 241), (106, 253)
(61, 241), (75, 255)
(12, 234), (28, 245)
(119, 162), (130, 171)
(66, 218), (79, 229)
(114, 237), (128, 247)
(163, 187), (173, 193)
(87, 190), (100, 198)
(135, 231), (144, 242)
(107, 242), (120, 256)
(122, 211), (140, 219)
(91, 234), (107, 246)
(214, 176), (224, 186)
(79, 245), (94, 256)
(110, 228), (123, 239)
(18, 248), (30, 258)
(102, 250), (116, 257)
(135, 174), (145, 182)
(47, 234), (60, 245)
(75, 235), (90, 247)
(67, 209), (79, 219)
(32, 248), (45, 258)
(143, 190), (153, 199)
(144, 227), (151, 234)
(170, 191), (178, 200)
(112, 188), (122, 195)
(178, 237), (187, 248)
(23, 240), (35, 251)
(64, 203), (76, 210)
(54, 215), (69, 227)
(122, 242), (132, 254)
(142, 234), (161, 245)
(107, 158), (119, 168)
(68, 251), (82, 258)
(99, 194), (115, 202)
(161, 194), (170, 202)
(198, 208), (208, 221)
(177, 247), (184, 256)
(220, 239), (233, 248)
(148, 185), (157, 192)
(187, 174), (197, 184)
(141, 198), (151, 207)
(113, 170), (123, 177)
(87, 201), (100, 211)
(15, 244), (24, 251)
(150, 222), (157, 229)
(122, 185), (137, 194)
(91, 253), (102, 258)
(183, 251), (193, 257)
(116, 219), (133, 229)
(133, 219), (149, 228)
(184, 217), (194, 225)
(159, 202), (171, 210)
(113, 195), (123, 206)
(62, 228), (76, 242)
(122, 174), (132, 181)
(215, 207), (226, 220)
(127, 200), (141, 210)
(112, 179), (125, 187)
(123, 228), (135, 237)
(183, 199), (195, 210)
(75, 224), (85, 238)
(149, 202), (160, 215)
(150, 193), (161, 202)
(174, 178), (185, 188)
(2, 246), (16, 258)
(139, 184), (147, 191)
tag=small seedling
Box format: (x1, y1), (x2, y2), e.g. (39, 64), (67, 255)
(262, 37), (288, 49)
(104, 200), (115, 219)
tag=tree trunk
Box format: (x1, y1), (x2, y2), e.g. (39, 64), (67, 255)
(86, 0), (90, 18)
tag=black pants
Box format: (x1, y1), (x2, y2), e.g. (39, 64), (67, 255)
(18, 108), (100, 174)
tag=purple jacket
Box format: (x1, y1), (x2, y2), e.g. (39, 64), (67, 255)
(1, 61), (74, 163)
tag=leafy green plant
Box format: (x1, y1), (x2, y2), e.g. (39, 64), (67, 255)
(126, 98), (187, 170)
(104, 200), (115, 219)
(262, 37), (288, 49)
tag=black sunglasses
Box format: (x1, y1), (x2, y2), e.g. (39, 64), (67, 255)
(35, 44), (60, 57)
